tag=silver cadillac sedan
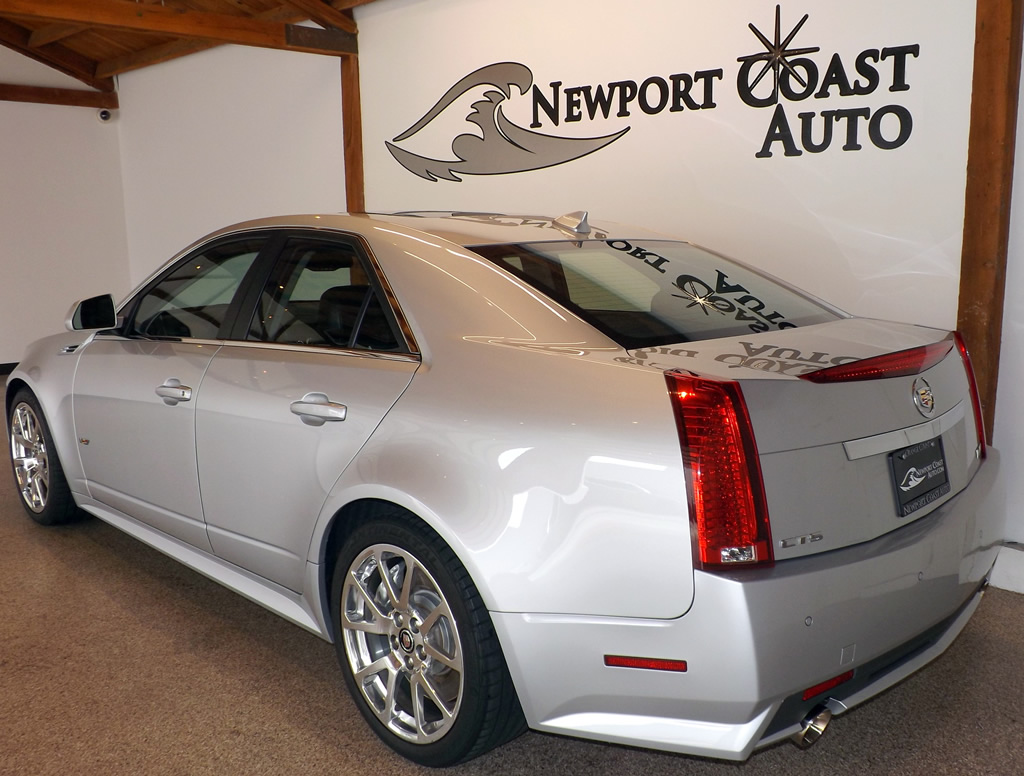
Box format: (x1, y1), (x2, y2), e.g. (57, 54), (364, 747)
(6, 211), (1001, 766)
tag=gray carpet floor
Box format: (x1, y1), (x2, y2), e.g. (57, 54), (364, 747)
(1, 459), (1022, 775)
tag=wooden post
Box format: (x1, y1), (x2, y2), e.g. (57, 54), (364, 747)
(959, 0), (1024, 443)
(341, 54), (365, 214)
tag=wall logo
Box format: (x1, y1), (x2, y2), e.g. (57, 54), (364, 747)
(387, 5), (920, 181)
(386, 62), (628, 182)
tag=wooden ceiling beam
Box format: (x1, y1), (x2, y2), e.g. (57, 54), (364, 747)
(0, 0), (356, 57)
(0, 82), (118, 108)
(27, 22), (84, 48)
(0, 18), (114, 91)
(94, 3), (327, 78)
(283, 1), (357, 34)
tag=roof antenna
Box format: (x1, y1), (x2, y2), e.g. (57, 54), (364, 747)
(553, 211), (591, 237)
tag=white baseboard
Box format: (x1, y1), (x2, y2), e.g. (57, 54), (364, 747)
(991, 544), (1024, 593)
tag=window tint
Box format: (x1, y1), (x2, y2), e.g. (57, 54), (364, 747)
(471, 240), (843, 348)
(130, 239), (265, 339)
(247, 238), (401, 352)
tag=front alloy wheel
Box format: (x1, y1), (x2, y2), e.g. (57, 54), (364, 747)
(10, 400), (50, 514)
(332, 514), (525, 766)
(8, 389), (79, 525)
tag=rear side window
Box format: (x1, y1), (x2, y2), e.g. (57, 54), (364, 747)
(246, 238), (403, 352)
(471, 239), (842, 348)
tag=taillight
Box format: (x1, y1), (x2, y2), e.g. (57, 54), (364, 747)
(954, 331), (987, 459)
(666, 371), (773, 570)
(798, 340), (953, 383)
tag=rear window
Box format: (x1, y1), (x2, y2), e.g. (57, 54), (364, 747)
(470, 239), (843, 348)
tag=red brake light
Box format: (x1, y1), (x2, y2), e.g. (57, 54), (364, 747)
(666, 371), (773, 570)
(798, 340), (953, 383)
(954, 331), (987, 459)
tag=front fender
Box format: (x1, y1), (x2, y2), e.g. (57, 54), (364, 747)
(7, 331), (93, 495)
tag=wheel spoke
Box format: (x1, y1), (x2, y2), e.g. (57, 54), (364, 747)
(347, 566), (392, 621)
(375, 548), (406, 609)
(381, 660), (402, 726)
(353, 654), (397, 686)
(342, 612), (389, 635)
(423, 642), (461, 672)
(414, 671), (456, 721)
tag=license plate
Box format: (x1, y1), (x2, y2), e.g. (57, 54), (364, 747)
(889, 437), (950, 517)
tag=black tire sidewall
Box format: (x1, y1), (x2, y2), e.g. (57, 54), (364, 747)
(8, 389), (76, 525)
(330, 516), (492, 767)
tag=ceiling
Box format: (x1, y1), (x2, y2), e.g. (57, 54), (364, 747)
(0, 0), (380, 109)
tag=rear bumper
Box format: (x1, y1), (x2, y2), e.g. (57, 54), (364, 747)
(491, 448), (1003, 760)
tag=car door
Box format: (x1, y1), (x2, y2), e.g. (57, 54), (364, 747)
(73, 236), (272, 551)
(195, 234), (419, 592)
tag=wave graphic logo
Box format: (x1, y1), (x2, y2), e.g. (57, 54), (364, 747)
(386, 62), (629, 182)
(899, 468), (926, 492)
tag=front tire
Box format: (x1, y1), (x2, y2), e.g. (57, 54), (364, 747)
(8, 389), (80, 525)
(330, 512), (525, 766)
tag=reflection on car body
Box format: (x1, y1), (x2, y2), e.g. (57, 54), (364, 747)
(6, 211), (1001, 766)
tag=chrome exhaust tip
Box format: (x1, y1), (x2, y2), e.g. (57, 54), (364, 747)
(792, 705), (832, 749)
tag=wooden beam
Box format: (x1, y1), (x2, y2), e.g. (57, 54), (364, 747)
(0, 0), (356, 57)
(0, 82), (118, 108)
(95, 3), (311, 78)
(0, 19), (114, 91)
(341, 55), (365, 213)
(958, 0), (1024, 443)
(97, 37), (216, 79)
(27, 22), (83, 48)
(283, 1), (357, 34)
(332, 0), (385, 8)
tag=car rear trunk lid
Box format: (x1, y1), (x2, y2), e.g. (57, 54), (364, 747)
(634, 319), (986, 562)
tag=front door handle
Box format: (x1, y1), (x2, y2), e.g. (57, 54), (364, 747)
(155, 379), (192, 405)
(290, 392), (348, 426)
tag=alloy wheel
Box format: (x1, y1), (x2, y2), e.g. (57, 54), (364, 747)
(10, 402), (50, 513)
(341, 543), (464, 744)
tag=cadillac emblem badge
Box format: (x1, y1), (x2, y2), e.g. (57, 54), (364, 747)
(912, 377), (935, 417)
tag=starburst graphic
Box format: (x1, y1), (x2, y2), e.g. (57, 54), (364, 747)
(672, 279), (720, 316)
(738, 5), (820, 103)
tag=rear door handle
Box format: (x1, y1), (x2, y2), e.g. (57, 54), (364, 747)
(290, 392), (348, 426)
(155, 379), (192, 405)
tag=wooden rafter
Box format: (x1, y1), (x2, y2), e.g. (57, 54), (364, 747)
(283, 1), (356, 34)
(0, 17), (114, 91)
(0, 0), (356, 57)
(27, 22), (82, 48)
(0, 82), (118, 108)
(95, 4), (312, 78)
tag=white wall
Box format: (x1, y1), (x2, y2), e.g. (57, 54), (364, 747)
(989, 70), (1024, 592)
(0, 49), (130, 364)
(116, 44), (348, 286)
(356, 0), (974, 331)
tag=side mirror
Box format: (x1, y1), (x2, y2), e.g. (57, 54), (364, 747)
(66, 294), (117, 331)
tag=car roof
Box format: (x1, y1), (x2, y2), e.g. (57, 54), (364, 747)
(198, 211), (672, 249)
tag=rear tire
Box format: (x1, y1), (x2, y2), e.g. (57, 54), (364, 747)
(8, 389), (81, 525)
(330, 511), (525, 766)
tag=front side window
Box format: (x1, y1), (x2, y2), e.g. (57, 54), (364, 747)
(471, 239), (843, 348)
(130, 239), (266, 339)
(246, 238), (402, 352)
